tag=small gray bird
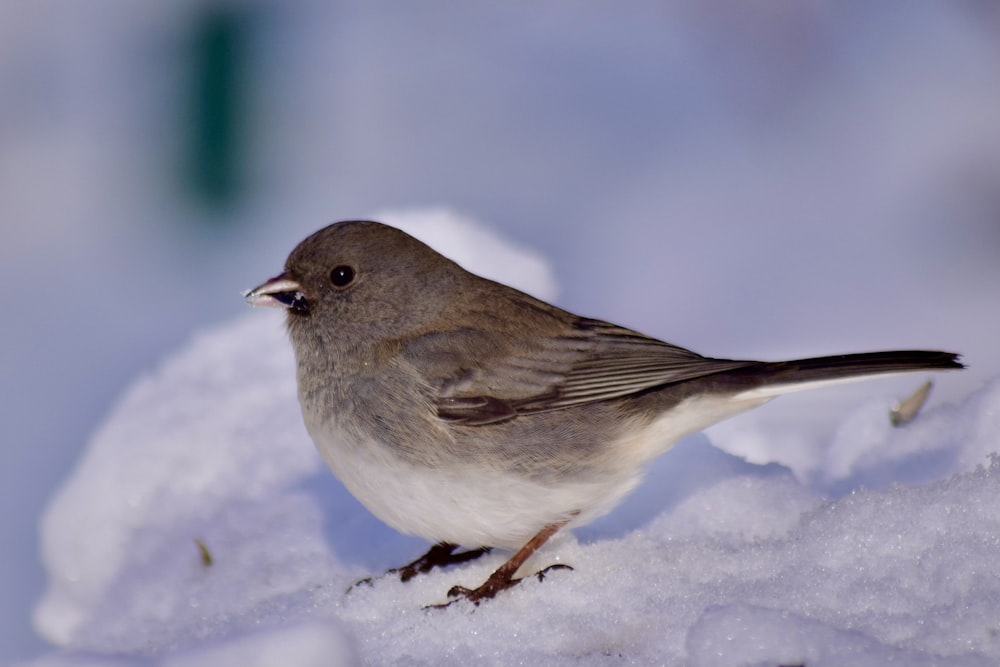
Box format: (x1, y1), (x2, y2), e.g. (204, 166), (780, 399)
(246, 220), (962, 606)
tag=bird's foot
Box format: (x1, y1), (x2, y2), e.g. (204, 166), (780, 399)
(394, 543), (492, 582)
(427, 516), (577, 608)
(347, 542), (491, 592)
(428, 563), (574, 609)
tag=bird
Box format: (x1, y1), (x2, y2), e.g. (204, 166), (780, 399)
(245, 220), (963, 606)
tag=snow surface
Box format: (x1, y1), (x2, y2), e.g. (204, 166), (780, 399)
(26, 214), (1000, 666)
(7, 3), (1000, 662)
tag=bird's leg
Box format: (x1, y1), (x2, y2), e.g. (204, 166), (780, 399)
(434, 516), (574, 607)
(393, 542), (492, 582)
(350, 542), (491, 591)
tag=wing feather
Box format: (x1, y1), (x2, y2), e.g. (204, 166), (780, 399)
(400, 317), (754, 425)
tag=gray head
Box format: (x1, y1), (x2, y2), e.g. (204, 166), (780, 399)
(245, 220), (468, 345)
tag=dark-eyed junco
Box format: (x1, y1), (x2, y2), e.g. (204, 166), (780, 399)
(246, 220), (962, 606)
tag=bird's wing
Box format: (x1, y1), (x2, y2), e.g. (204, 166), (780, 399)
(399, 317), (755, 426)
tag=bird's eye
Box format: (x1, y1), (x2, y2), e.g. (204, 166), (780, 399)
(329, 265), (356, 288)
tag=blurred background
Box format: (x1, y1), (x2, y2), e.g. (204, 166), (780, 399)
(3, 1), (999, 661)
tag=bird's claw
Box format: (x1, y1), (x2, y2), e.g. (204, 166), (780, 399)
(426, 563), (574, 609)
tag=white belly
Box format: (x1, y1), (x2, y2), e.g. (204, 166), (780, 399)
(304, 392), (768, 550)
(308, 422), (642, 550)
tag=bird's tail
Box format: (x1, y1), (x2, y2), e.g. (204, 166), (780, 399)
(728, 350), (963, 400)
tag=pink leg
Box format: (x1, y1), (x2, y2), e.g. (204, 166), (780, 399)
(436, 517), (574, 607)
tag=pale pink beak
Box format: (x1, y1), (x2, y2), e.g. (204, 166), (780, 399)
(243, 273), (308, 312)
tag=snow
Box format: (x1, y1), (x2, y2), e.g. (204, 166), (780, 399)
(6, 2), (1000, 663)
(24, 214), (1000, 666)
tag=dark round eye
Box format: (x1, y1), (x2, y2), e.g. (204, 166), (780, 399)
(329, 265), (356, 288)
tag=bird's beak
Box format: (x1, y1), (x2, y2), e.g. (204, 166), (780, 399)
(243, 273), (309, 313)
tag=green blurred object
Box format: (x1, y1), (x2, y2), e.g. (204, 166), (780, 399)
(185, 7), (247, 212)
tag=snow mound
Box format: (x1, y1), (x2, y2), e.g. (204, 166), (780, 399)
(30, 213), (1000, 666)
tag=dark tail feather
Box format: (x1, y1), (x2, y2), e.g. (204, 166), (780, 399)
(720, 350), (963, 399)
(773, 350), (963, 380)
